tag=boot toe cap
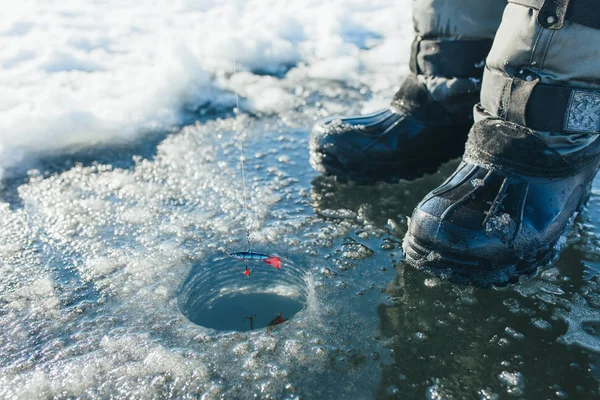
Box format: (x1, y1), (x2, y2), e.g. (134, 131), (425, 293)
(309, 109), (399, 181)
(405, 164), (596, 286)
(404, 163), (548, 286)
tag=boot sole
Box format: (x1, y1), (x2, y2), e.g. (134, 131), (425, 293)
(402, 232), (546, 287)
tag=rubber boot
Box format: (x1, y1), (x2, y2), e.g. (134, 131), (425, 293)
(309, 0), (506, 183)
(404, 0), (600, 287)
(309, 75), (477, 183)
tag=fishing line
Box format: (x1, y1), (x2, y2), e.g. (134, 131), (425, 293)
(224, 49), (282, 277)
(233, 52), (251, 252)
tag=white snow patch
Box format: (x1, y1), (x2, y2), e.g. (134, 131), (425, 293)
(0, 0), (411, 178)
(5, 275), (61, 317)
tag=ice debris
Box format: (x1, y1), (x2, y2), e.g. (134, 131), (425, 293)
(341, 243), (374, 260)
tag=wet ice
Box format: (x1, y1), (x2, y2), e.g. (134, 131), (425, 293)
(2, 1), (600, 398)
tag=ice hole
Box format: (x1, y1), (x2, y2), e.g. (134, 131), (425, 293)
(178, 254), (308, 332)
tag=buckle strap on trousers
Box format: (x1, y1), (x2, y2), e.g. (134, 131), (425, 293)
(481, 67), (600, 134)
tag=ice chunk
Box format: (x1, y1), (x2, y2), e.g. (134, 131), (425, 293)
(485, 213), (515, 241)
(471, 178), (485, 187)
(497, 371), (525, 396)
(341, 242), (374, 259)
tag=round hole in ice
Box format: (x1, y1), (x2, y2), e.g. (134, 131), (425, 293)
(178, 253), (309, 332)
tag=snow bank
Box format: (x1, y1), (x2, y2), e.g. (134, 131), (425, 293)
(0, 0), (411, 178)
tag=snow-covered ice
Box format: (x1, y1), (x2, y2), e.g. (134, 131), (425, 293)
(0, 0), (411, 179)
(2, 1), (600, 399)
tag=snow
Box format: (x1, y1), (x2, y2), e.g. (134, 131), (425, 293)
(0, 0), (411, 179)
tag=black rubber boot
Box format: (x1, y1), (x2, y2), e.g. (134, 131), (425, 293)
(403, 119), (600, 287)
(309, 74), (476, 183)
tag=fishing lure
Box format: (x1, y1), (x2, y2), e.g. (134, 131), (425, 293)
(226, 250), (281, 276)
(228, 251), (281, 268)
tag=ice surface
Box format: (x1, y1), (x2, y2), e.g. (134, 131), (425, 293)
(0, 0), (411, 179)
(2, 1), (600, 398)
(2, 140), (599, 399)
(0, 114), (400, 399)
(556, 294), (600, 352)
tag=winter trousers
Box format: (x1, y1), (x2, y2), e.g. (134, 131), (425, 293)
(413, 0), (600, 153)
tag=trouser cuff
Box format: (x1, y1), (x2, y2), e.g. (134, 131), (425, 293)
(481, 67), (600, 135)
(464, 118), (600, 178)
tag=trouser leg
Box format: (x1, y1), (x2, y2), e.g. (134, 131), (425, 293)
(479, 0), (600, 153)
(308, 0), (507, 183)
(413, 0), (506, 39)
(411, 0), (506, 104)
